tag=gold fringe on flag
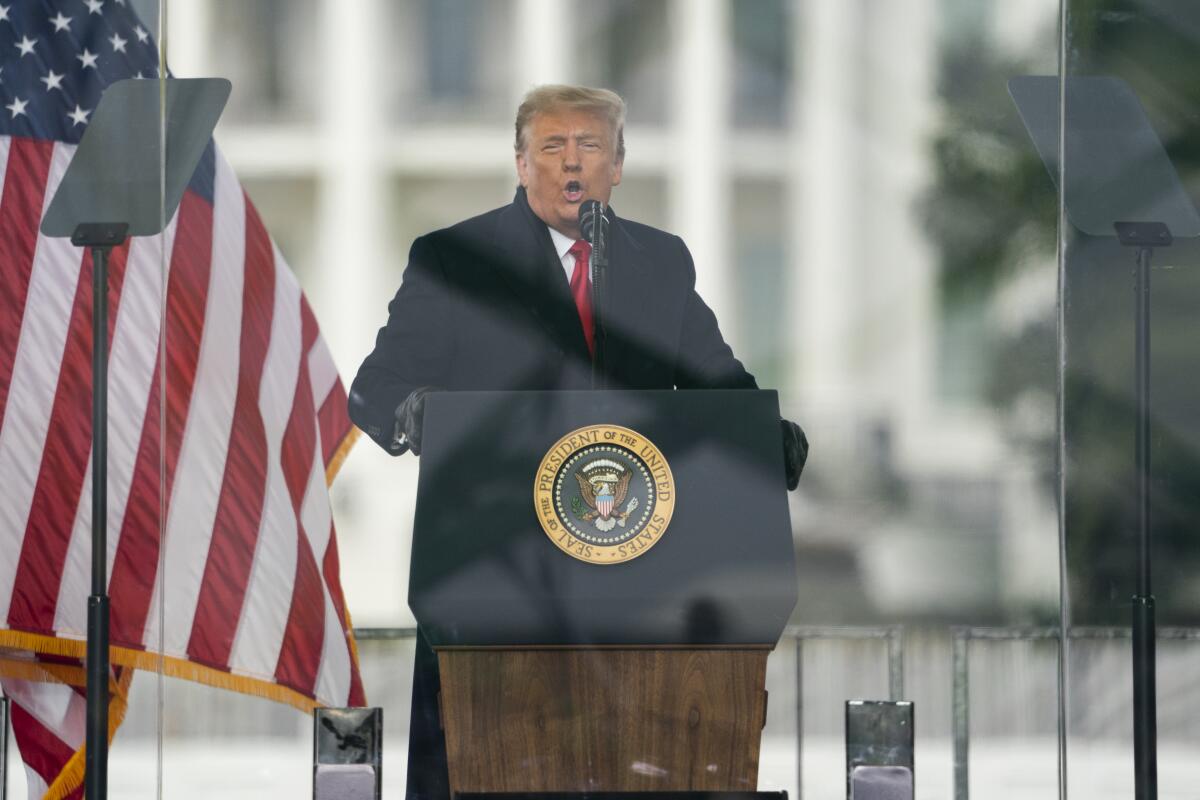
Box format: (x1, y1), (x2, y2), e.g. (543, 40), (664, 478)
(0, 656), (85, 688)
(326, 426), (360, 486)
(42, 667), (134, 800)
(0, 630), (320, 714)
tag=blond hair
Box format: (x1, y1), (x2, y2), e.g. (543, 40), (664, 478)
(514, 84), (626, 160)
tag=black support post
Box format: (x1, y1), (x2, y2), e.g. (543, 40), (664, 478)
(71, 223), (128, 800)
(1131, 243), (1156, 800)
(1114, 221), (1169, 800)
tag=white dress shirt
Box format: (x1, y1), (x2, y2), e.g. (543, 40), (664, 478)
(547, 226), (590, 283)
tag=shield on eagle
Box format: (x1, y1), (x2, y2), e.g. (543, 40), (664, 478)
(597, 491), (614, 519)
(575, 461), (633, 531)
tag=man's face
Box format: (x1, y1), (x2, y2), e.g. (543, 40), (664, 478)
(516, 108), (624, 239)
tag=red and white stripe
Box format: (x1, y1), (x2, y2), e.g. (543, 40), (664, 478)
(0, 142), (75, 625)
(2, 676), (86, 800)
(54, 226), (177, 638)
(0, 134), (363, 727)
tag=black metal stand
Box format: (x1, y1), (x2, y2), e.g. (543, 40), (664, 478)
(71, 222), (128, 800)
(1114, 221), (1170, 800)
(581, 202), (609, 390)
(591, 247), (607, 390)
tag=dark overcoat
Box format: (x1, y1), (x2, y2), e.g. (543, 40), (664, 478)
(348, 187), (756, 799)
(349, 187), (756, 448)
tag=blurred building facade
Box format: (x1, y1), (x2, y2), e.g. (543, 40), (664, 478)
(8, 1), (1193, 799)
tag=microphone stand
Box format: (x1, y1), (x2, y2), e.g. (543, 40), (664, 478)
(582, 203), (609, 389)
(591, 243), (608, 389)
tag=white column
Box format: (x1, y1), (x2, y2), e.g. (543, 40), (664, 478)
(314, 0), (384, 374)
(164, 0), (210, 76)
(515, 0), (569, 90)
(860, 0), (937, 428)
(788, 0), (858, 413)
(314, 0), (412, 627)
(668, 0), (733, 331)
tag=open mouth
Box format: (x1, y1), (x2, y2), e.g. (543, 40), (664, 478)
(564, 180), (583, 203)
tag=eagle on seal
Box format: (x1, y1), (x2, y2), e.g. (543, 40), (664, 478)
(575, 470), (634, 532)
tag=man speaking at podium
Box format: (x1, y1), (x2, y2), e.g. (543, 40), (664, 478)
(349, 84), (807, 799)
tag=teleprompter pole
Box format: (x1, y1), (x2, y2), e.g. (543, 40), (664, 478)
(1132, 241), (1156, 800)
(1115, 221), (1170, 800)
(73, 222), (128, 800)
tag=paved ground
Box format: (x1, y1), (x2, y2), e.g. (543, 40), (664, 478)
(7, 735), (1197, 798)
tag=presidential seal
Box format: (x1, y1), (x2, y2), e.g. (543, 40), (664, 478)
(534, 424), (676, 565)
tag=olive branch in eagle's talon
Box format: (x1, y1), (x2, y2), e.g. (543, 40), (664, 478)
(571, 494), (596, 521)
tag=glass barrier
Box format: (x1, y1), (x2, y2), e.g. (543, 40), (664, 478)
(103, 1), (1079, 799)
(155, 0), (371, 794)
(1060, 1), (1200, 797)
(0, 0), (169, 797)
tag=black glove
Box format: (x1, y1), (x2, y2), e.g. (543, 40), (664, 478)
(392, 386), (439, 456)
(781, 418), (808, 491)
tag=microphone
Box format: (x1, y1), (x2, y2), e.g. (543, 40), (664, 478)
(578, 200), (608, 267)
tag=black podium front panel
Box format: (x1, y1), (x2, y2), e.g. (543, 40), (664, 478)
(409, 389), (797, 647)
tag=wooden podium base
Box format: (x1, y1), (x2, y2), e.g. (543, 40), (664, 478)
(437, 649), (770, 795)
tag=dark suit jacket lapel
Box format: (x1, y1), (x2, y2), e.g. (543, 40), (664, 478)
(493, 188), (592, 361)
(602, 208), (652, 378)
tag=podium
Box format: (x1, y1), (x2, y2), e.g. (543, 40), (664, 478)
(411, 390), (798, 795)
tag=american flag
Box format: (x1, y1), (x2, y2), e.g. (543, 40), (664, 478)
(0, 1), (365, 797)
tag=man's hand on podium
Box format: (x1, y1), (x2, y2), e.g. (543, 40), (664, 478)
(782, 419), (808, 491)
(392, 386), (439, 456)
(390, 389), (807, 485)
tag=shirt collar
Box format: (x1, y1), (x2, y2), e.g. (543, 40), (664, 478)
(547, 226), (577, 261)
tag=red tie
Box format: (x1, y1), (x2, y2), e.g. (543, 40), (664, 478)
(568, 239), (594, 357)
